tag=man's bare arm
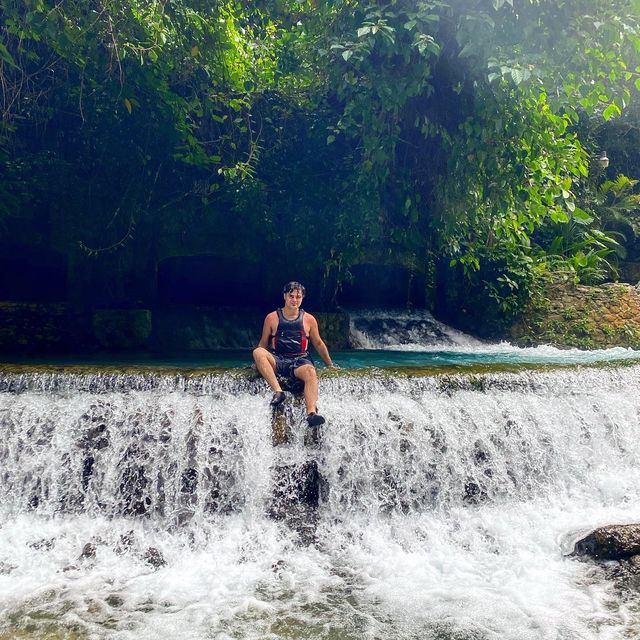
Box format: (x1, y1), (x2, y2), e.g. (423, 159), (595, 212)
(308, 315), (334, 367)
(257, 313), (276, 349)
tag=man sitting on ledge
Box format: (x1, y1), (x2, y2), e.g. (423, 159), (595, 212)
(253, 281), (335, 427)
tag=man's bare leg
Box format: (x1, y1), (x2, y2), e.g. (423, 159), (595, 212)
(294, 364), (319, 415)
(294, 365), (325, 428)
(252, 347), (282, 392)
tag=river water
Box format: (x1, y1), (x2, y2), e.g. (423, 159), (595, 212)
(2, 360), (640, 639)
(4, 307), (640, 370)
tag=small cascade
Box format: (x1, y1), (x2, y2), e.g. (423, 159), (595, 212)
(1, 365), (640, 519)
(2, 364), (640, 639)
(0, 380), (272, 522)
(348, 308), (483, 349)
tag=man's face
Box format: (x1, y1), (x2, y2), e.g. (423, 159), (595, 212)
(283, 288), (304, 308)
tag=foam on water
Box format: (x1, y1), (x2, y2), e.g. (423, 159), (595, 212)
(1, 366), (640, 638)
(347, 308), (640, 366)
(348, 309), (483, 350)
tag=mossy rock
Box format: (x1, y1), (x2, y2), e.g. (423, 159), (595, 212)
(512, 282), (640, 349)
(0, 629), (85, 640)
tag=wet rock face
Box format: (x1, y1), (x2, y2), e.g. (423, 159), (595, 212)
(79, 542), (97, 560)
(512, 281), (640, 349)
(573, 524), (640, 560)
(93, 309), (152, 350)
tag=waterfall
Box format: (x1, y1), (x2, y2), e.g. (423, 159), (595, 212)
(348, 309), (483, 349)
(1, 365), (640, 639)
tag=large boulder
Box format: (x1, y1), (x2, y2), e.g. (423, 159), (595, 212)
(573, 524), (640, 560)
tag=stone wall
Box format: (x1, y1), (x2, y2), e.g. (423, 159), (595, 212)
(511, 281), (640, 349)
(0, 302), (93, 353)
(0, 303), (351, 354)
(150, 309), (350, 352)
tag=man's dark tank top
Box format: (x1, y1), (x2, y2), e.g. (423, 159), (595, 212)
(271, 308), (309, 356)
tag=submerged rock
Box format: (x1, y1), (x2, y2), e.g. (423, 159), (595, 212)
(573, 524), (640, 559)
(106, 594), (125, 608)
(143, 547), (166, 569)
(29, 537), (55, 551)
(270, 461), (322, 512)
(115, 530), (136, 555)
(0, 561), (16, 575)
(79, 542), (97, 560)
(463, 480), (487, 504)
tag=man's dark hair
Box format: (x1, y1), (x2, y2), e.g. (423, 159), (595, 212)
(283, 281), (306, 295)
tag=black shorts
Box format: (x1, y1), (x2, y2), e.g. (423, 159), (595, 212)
(273, 353), (314, 379)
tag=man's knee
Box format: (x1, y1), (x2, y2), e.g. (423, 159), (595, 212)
(294, 364), (316, 380)
(253, 347), (276, 370)
(253, 346), (267, 363)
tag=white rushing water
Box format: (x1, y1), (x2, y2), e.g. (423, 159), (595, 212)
(347, 308), (640, 368)
(348, 309), (483, 350)
(1, 366), (640, 639)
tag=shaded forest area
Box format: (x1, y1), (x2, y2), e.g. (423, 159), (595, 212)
(2, 0), (640, 341)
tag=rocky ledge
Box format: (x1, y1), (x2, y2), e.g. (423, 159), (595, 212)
(573, 524), (640, 560)
(512, 281), (640, 349)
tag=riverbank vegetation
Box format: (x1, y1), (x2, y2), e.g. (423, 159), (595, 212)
(2, 0), (640, 330)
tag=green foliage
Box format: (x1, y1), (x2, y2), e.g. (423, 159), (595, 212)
(311, 0), (640, 311)
(1, 0), (640, 317)
(529, 172), (640, 286)
(591, 175), (640, 255)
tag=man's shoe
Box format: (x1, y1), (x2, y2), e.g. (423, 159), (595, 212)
(270, 391), (286, 407)
(306, 412), (325, 427)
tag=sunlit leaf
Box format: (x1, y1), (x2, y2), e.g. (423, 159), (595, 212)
(511, 67), (524, 85)
(572, 207), (593, 223)
(602, 103), (622, 120)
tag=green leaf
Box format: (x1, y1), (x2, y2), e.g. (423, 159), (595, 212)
(342, 50), (353, 62)
(123, 98), (133, 114)
(602, 103), (621, 121)
(0, 42), (17, 68)
(510, 68), (524, 85)
(571, 207), (592, 223)
(550, 209), (570, 223)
